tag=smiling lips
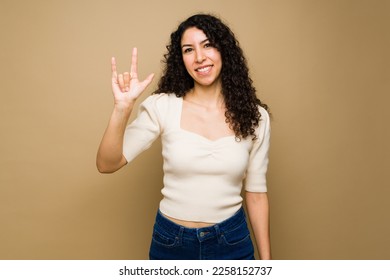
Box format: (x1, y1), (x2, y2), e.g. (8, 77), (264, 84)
(195, 65), (213, 74)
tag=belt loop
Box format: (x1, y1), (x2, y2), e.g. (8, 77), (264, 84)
(177, 226), (184, 246)
(214, 224), (222, 244)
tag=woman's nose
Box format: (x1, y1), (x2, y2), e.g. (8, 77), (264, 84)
(195, 50), (206, 63)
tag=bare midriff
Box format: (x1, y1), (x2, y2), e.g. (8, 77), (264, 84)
(162, 213), (215, 228)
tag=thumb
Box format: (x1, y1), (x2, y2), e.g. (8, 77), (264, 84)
(140, 73), (155, 89)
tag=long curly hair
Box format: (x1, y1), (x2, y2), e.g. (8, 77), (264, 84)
(154, 14), (268, 140)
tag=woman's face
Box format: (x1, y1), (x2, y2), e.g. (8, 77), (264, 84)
(181, 27), (222, 88)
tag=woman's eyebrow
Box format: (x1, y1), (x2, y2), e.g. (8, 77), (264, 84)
(181, 38), (209, 48)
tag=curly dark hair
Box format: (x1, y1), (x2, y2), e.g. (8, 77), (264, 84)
(154, 14), (268, 140)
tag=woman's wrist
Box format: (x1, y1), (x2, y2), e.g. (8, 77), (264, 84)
(113, 102), (134, 117)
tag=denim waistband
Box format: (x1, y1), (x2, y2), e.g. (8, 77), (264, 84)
(155, 207), (247, 242)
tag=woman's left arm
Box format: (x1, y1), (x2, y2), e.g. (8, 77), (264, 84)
(245, 191), (271, 260)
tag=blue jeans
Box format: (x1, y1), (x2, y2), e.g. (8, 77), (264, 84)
(149, 207), (255, 260)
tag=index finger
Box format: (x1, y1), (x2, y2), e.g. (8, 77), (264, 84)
(130, 47), (138, 79)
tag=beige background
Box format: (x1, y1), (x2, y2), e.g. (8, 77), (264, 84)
(0, 0), (389, 259)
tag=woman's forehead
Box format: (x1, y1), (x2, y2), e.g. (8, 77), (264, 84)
(181, 27), (208, 45)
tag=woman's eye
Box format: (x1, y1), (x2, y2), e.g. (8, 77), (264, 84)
(183, 48), (193, 53)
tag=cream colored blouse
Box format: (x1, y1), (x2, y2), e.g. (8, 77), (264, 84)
(123, 93), (270, 223)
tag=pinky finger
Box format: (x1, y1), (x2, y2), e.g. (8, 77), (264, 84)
(111, 57), (118, 79)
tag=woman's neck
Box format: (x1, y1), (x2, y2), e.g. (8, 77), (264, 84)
(186, 83), (224, 109)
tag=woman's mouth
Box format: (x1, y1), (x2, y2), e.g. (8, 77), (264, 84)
(195, 65), (213, 73)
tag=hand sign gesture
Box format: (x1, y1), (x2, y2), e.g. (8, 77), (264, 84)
(111, 48), (154, 109)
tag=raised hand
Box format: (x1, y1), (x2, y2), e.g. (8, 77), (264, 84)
(111, 47), (154, 109)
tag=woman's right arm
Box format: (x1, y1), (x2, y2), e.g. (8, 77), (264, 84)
(96, 48), (154, 173)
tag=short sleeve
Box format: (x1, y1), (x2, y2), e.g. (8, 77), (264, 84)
(244, 107), (271, 192)
(122, 94), (164, 163)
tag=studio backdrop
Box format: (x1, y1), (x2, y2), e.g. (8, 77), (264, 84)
(0, 0), (389, 259)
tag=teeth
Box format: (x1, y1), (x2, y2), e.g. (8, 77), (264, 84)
(196, 66), (211, 72)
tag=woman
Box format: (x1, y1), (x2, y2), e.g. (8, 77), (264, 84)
(97, 14), (271, 260)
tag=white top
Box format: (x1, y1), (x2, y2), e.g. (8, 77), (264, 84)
(123, 93), (270, 223)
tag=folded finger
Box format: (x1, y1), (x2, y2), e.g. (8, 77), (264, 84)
(123, 72), (130, 91)
(117, 74), (125, 92)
